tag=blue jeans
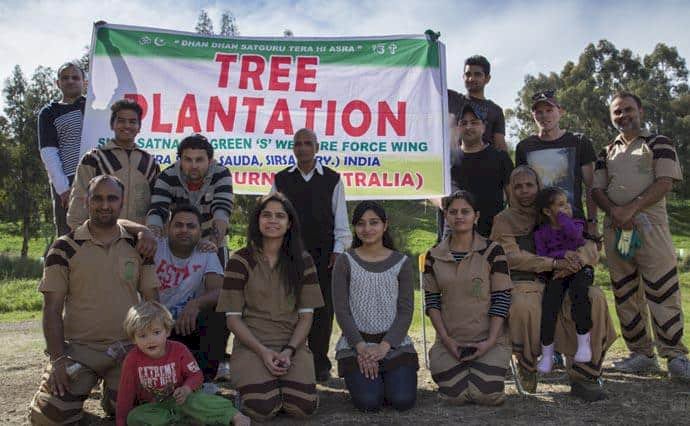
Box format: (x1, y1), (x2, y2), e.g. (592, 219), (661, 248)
(344, 364), (417, 412)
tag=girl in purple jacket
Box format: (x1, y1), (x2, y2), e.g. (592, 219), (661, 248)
(534, 187), (593, 373)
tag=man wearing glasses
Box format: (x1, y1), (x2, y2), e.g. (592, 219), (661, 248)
(515, 90), (599, 238)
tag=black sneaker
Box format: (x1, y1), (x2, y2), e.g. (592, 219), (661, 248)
(570, 379), (607, 402)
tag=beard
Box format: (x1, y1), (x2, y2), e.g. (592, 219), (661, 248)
(90, 212), (118, 228)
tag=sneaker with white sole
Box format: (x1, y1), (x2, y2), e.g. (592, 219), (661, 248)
(612, 353), (660, 374)
(668, 356), (690, 382)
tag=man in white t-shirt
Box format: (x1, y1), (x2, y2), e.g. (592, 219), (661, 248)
(154, 204), (227, 384)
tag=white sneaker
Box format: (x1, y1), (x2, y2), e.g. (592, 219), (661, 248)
(668, 356), (690, 382)
(201, 382), (220, 395)
(215, 361), (231, 381)
(612, 353), (660, 374)
(574, 332), (592, 363)
(537, 344), (555, 373)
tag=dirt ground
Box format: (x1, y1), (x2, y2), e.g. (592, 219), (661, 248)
(1, 321), (689, 425)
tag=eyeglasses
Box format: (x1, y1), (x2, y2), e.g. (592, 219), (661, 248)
(532, 89), (555, 101)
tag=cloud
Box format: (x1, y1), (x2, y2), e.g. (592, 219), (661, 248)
(0, 0), (687, 122)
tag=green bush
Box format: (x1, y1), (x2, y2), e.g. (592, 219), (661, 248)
(0, 254), (43, 279)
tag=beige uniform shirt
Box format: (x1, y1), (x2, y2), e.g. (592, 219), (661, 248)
(39, 222), (159, 350)
(423, 235), (512, 343)
(593, 131), (683, 225)
(218, 247), (325, 347)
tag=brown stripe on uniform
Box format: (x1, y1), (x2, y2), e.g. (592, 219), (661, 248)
(45, 254), (69, 268)
(623, 327), (648, 344)
(653, 149), (677, 161)
(223, 278), (246, 291)
(34, 397), (83, 423)
(471, 362), (507, 377)
(280, 379), (316, 395)
(51, 238), (77, 258)
(301, 271), (319, 285)
(490, 261), (509, 275)
(615, 286), (640, 305)
(282, 393), (317, 415)
(242, 394), (281, 417)
(468, 374), (505, 394)
(431, 362), (470, 383)
(439, 375), (470, 397)
(570, 363), (598, 380)
(101, 149), (122, 171)
(238, 379), (280, 395)
(621, 313), (644, 331)
(643, 268), (677, 291)
(645, 283), (679, 304)
(612, 271), (638, 290)
(485, 244), (505, 264)
(653, 313), (682, 333)
(657, 328), (683, 346)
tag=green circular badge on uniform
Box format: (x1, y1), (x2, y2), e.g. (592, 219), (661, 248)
(471, 277), (483, 298)
(124, 260), (136, 282)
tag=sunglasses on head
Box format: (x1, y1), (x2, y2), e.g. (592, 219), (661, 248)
(532, 90), (555, 101)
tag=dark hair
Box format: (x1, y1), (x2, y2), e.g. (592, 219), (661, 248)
(442, 190), (479, 213)
(612, 91), (642, 109)
(535, 186), (567, 225)
(464, 55), (491, 75)
(247, 193), (306, 299)
(178, 134), (213, 160)
(87, 174), (124, 197)
(169, 204), (202, 225)
(57, 61), (85, 79)
(110, 99), (143, 126)
(351, 201), (396, 250)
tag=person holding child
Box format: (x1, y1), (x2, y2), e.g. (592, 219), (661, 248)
(217, 193), (324, 421)
(533, 187), (594, 373)
(117, 301), (250, 426)
(423, 190), (513, 405)
(332, 201), (419, 412)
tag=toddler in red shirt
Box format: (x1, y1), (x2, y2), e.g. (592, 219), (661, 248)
(117, 301), (249, 425)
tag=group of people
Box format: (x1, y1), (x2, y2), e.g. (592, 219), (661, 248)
(26, 54), (687, 425)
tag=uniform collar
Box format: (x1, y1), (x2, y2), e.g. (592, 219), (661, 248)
(74, 220), (133, 243)
(429, 232), (489, 261)
(614, 129), (652, 146)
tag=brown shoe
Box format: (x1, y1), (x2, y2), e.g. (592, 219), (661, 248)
(570, 379), (607, 402)
(518, 365), (537, 393)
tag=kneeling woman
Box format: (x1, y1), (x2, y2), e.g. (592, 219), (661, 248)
(217, 193), (324, 421)
(424, 190), (513, 405)
(333, 201), (418, 412)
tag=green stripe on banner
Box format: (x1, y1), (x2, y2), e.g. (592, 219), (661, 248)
(93, 27), (439, 68)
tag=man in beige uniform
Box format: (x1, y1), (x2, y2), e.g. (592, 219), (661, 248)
(67, 99), (159, 229)
(491, 166), (617, 401)
(29, 175), (159, 425)
(592, 92), (689, 379)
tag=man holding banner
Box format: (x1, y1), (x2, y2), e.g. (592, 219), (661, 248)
(272, 128), (352, 382)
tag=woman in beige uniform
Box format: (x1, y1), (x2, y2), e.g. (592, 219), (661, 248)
(424, 190), (513, 405)
(490, 165), (617, 401)
(217, 193), (324, 421)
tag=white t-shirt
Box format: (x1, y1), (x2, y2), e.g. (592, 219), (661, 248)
(154, 238), (223, 319)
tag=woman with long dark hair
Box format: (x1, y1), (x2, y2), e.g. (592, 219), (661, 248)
(424, 190), (513, 405)
(332, 201), (418, 412)
(216, 193), (324, 421)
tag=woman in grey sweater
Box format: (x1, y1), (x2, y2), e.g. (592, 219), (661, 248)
(332, 201), (418, 412)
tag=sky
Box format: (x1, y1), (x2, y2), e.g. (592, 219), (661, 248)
(0, 0), (688, 129)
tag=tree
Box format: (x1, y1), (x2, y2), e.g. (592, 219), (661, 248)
(220, 11), (239, 37)
(507, 40), (690, 195)
(283, 29), (294, 37)
(195, 9), (214, 35)
(1, 66), (59, 257)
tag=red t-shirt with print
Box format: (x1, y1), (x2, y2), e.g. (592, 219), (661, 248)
(116, 340), (203, 426)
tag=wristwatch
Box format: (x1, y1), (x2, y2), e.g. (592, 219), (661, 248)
(281, 344), (297, 357)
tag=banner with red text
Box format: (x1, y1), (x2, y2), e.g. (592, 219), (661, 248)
(82, 23), (449, 199)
